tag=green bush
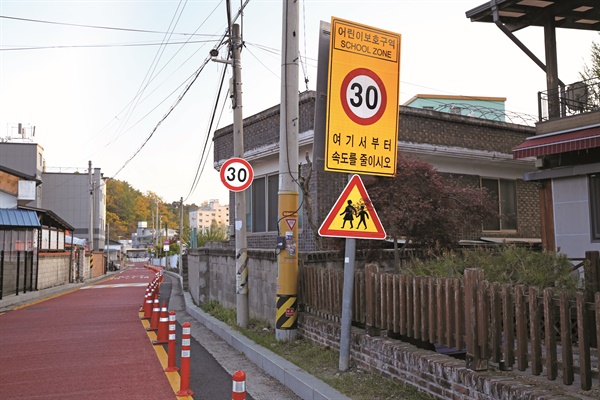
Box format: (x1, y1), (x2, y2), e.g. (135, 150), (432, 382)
(405, 246), (578, 292)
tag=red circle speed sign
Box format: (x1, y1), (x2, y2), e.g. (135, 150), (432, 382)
(340, 68), (387, 126)
(220, 157), (254, 192)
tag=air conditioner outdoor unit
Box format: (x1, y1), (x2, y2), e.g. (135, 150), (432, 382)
(565, 81), (588, 112)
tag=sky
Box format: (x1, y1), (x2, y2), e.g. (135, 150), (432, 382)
(1, 0), (598, 206)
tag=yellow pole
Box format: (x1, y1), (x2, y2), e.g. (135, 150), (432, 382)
(276, 191), (299, 340)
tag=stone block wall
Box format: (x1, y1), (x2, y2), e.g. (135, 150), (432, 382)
(37, 252), (70, 290)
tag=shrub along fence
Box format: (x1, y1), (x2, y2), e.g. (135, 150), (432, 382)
(299, 251), (600, 391)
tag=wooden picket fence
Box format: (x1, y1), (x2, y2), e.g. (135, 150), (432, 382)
(299, 256), (600, 391)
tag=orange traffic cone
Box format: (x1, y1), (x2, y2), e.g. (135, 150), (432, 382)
(142, 290), (154, 319)
(146, 293), (160, 331)
(232, 370), (246, 400)
(176, 322), (194, 396)
(153, 302), (169, 345)
(165, 311), (179, 372)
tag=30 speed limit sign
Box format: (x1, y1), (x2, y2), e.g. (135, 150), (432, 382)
(220, 157), (254, 192)
(340, 68), (387, 126)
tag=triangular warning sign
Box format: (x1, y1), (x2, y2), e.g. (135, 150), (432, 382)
(318, 175), (386, 240)
(285, 218), (296, 231)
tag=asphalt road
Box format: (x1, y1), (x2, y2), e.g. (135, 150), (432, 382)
(0, 263), (299, 400)
(159, 271), (300, 400)
(0, 264), (175, 400)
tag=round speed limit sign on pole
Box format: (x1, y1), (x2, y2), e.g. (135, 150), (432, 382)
(220, 157), (254, 192)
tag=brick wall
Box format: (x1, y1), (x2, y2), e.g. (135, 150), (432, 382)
(186, 249), (586, 399)
(299, 314), (586, 400)
(37, 252), (70, 290)
(397, 106), (533, 152)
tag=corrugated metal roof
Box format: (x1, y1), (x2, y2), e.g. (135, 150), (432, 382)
(0, 209), (41, 228)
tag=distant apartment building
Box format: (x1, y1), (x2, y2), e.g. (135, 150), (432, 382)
(189, 199), (229, 232)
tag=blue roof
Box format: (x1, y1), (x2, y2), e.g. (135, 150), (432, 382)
(0, 209), (41, 228)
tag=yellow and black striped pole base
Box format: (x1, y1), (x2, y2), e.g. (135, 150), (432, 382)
(276, 294), (298, 330)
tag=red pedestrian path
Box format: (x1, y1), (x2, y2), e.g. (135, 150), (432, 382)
(0, 263), (178, 400)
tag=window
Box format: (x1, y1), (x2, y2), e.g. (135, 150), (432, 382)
(481, 178), (517, 231)
(246, 173), (303, 233)
(590, 174), (600, 241)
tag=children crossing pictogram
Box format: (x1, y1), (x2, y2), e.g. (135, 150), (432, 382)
(318, 175), (386, 240)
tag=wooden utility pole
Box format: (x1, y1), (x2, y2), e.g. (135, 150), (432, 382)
(275, 0), (299, 341)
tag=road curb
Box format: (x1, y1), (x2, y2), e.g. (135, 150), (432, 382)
(182, 290), (351, 400)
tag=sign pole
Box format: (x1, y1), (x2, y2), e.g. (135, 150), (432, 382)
(339, 173), (357, 370)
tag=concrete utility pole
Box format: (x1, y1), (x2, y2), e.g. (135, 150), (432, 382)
(88, 161), (94, 252)
(275, 0), (299, 341)
(229, 23), (249, 328)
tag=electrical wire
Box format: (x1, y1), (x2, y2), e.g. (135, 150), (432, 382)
(185, 59), (229, 201)
(0, 15), (210, 36)
(112, 0), (187, 144)
(111, 56), (212, 180)
(300, 0), (309, 91)
(0, 39), (220, 51)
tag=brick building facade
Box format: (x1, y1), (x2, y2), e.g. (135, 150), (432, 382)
(213, 90), (539, 252)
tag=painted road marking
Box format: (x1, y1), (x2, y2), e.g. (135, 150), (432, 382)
(140, 313), (193, 400)
(81, 283), (148, 289)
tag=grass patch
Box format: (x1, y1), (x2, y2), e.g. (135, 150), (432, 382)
(200, 301), (433, 400)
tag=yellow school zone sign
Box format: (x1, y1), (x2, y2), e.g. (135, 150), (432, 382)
(318, 175), (386, 240)
(325, 17), (401, 176)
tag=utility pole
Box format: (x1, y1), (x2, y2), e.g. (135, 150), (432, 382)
(180, 196), (184, 275)
(88, 161), (94, 280)
(105, 222), (109, 273)
(230, 23), (249, 328)
(165, 221), (169, 269)
(275, 0), (299, 341)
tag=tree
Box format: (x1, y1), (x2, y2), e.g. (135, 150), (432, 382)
(363, 154), (496, 266)
(580, 33), (600, 80)
(579, 32), (600, 110)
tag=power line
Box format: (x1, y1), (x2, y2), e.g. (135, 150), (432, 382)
(185, 62), (229, 202)
(0, 39), (220, 52)
(111, 56), (212, 180)
(0, 15), (209, 36)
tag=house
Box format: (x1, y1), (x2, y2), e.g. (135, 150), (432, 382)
(0, 132), (106, 251)
(467, 0), (600, 258)
(0, 138), (44, 208)
(0, 165), (39, 208)
(213, 90), (540, 252)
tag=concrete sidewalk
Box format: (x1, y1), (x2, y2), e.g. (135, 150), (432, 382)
(166, 272), (351, 400)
